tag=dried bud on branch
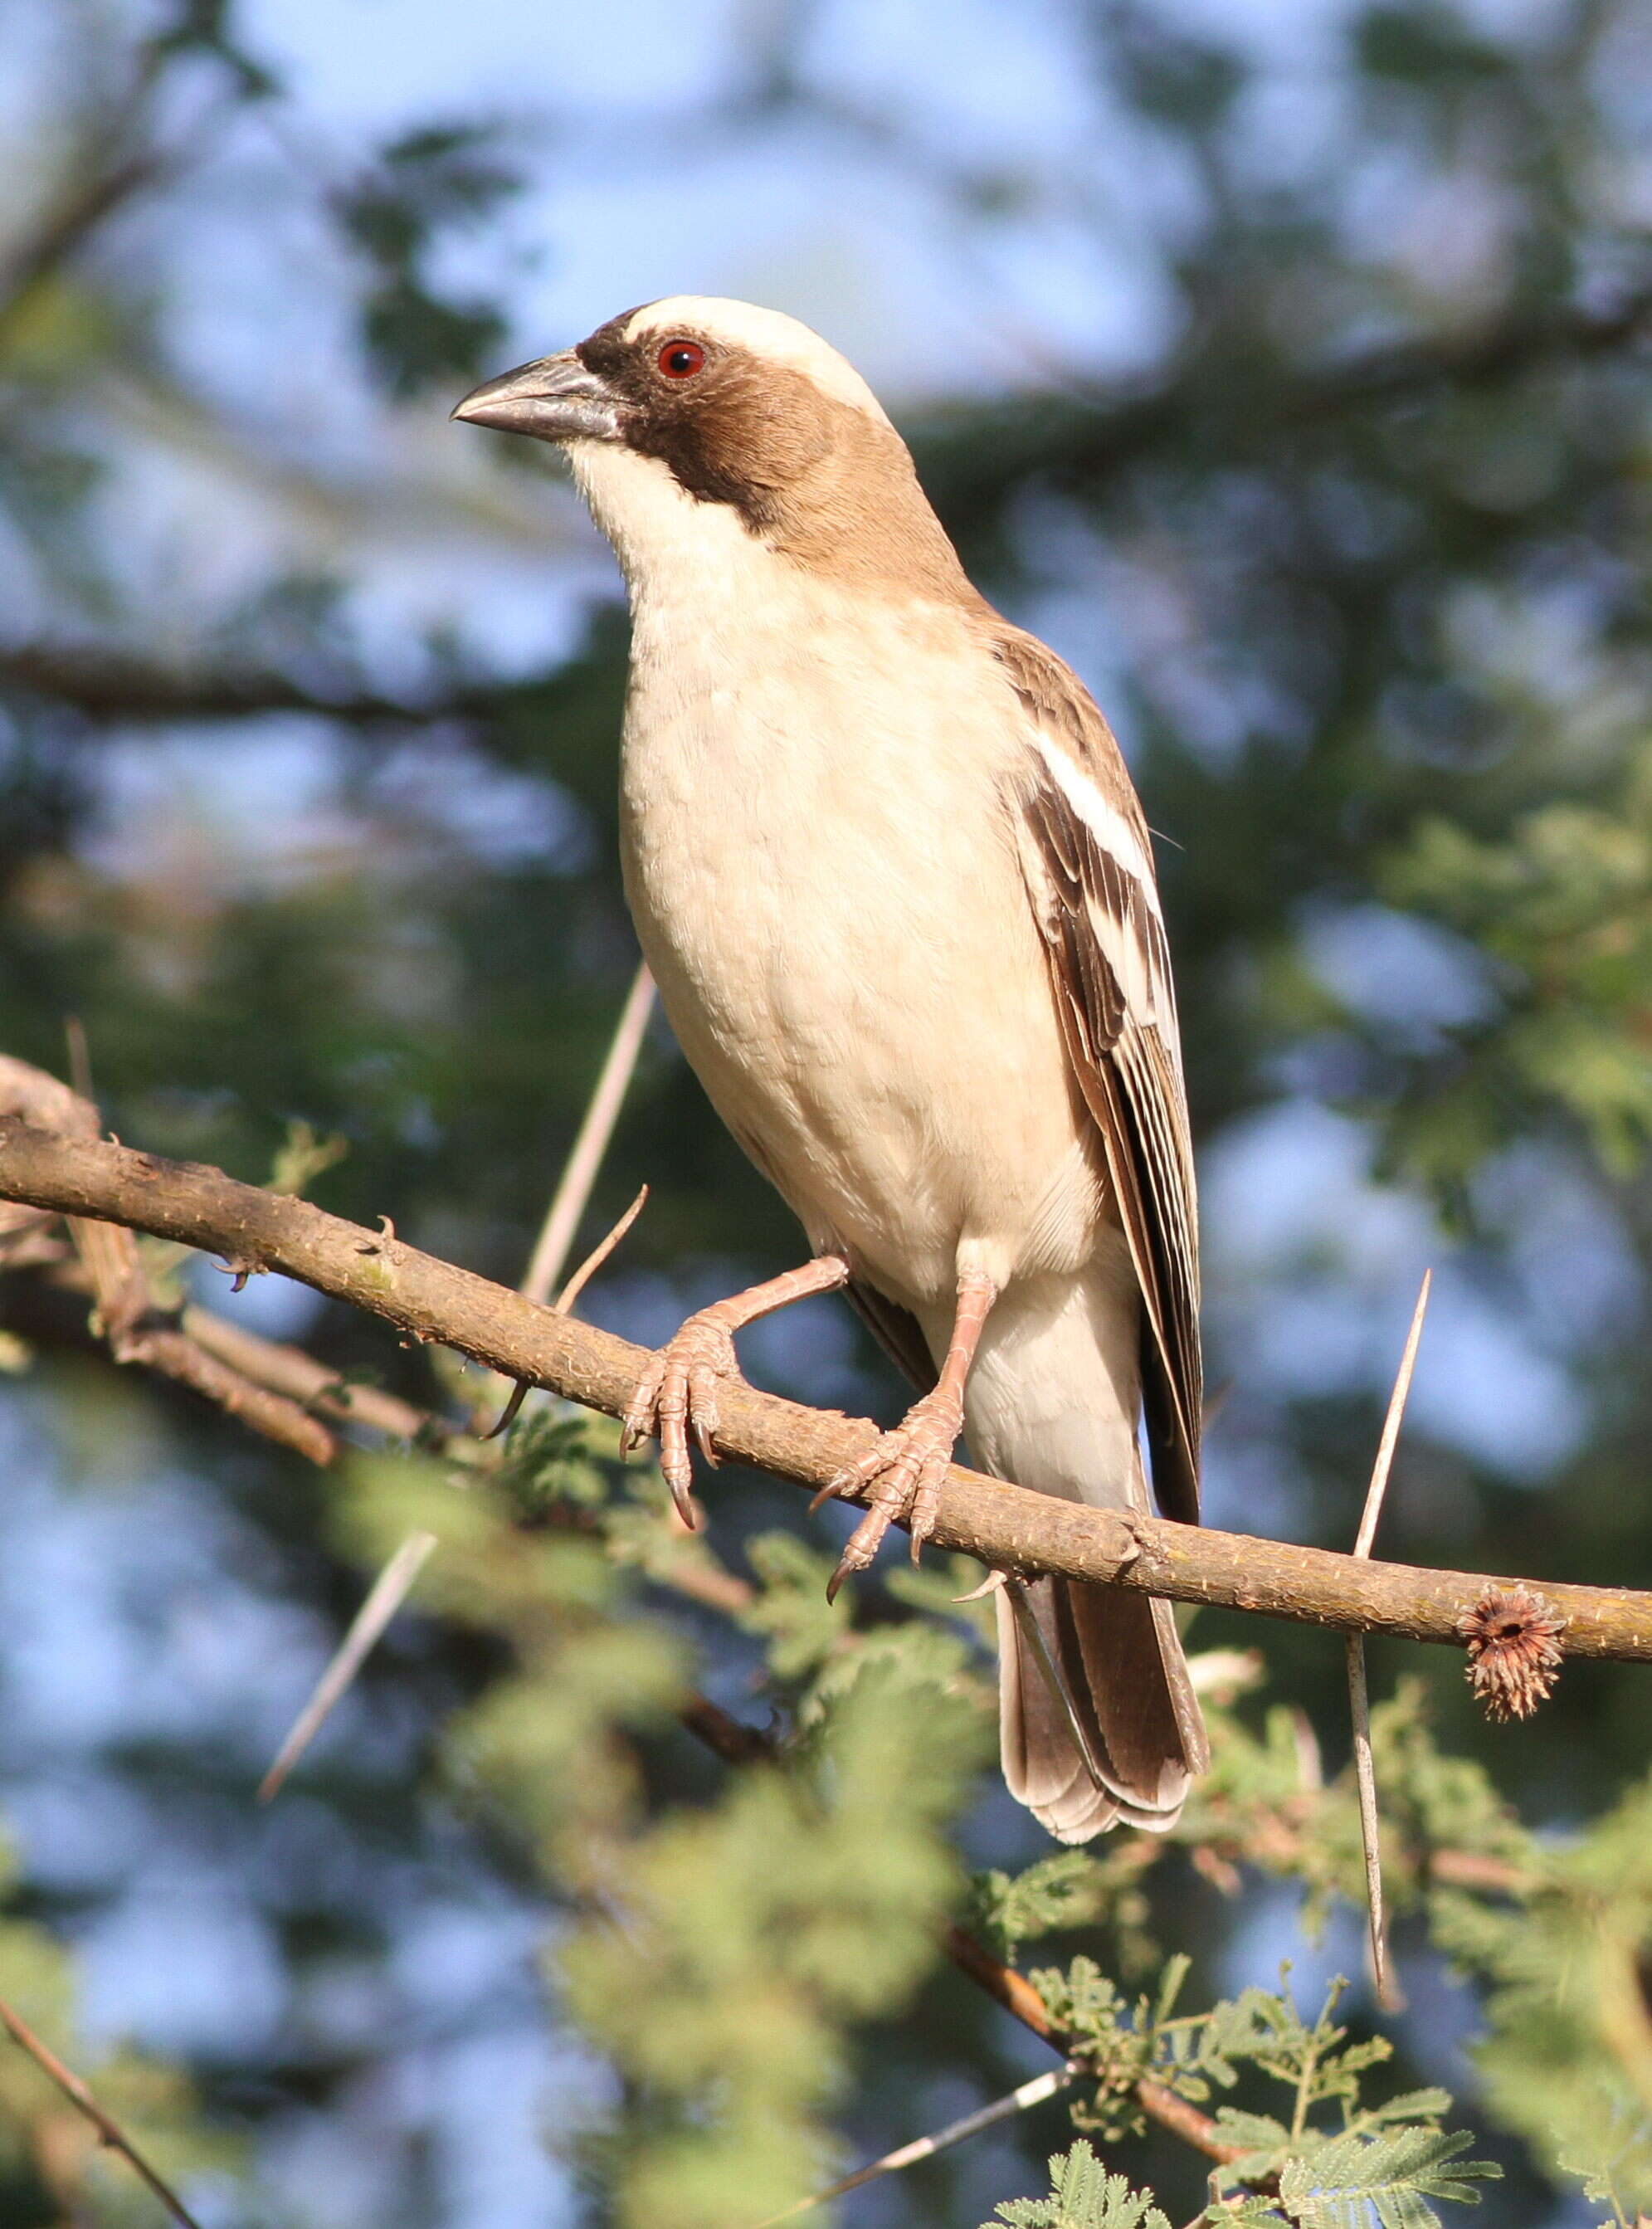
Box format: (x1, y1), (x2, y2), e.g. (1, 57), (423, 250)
(1458, 1588), (1566, 1721)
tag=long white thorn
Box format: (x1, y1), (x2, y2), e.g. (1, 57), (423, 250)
(1347, 1268), (1431, 2012)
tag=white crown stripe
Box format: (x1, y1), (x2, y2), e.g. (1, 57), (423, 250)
(621, 298), (894, 425)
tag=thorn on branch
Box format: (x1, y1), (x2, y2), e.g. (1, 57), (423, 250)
(480, 1181), (651, 1439)
(951, 1566), (1009, 1603)
(1458, 1588), (1566, 1721)
(744, 2062), (1077, 2227)
(257, 1530), (439, 1801)
(520, 963), (655, 1308)
(1345, 1268), (1430, 2014)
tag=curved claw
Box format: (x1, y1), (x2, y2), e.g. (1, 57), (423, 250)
(688, 1367), (722, 1467)
(620, 1313), (742, 1529)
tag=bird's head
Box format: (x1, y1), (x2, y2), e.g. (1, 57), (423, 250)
(451, 296), (972, 598)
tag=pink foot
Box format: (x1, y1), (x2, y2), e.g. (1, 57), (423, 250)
(619, 1310), (742, 1524)
(811, 1386), (965, 1601)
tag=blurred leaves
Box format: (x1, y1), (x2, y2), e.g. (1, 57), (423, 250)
(339, 124), (523, 396)
(0, 1838), (236, 2224)
(1381, 765), (1652, 1180)
(986, 2143), (1171, 2229)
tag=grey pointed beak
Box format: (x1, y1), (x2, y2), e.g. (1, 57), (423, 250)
(450, 349), (620, 443)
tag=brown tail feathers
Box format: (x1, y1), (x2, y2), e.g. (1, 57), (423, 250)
(996, 1577), (1209, 1843)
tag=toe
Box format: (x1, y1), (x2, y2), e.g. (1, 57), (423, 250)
(655, 1367), (694, 1502)
(660, 1441), (698, 1525)
(809, 1450), (870, 1514)
(908, 1450), (949, 1564)
(826, 1528), (875, 1604)
(826, 1504), (893, 1601)
(687, 1365), (722, 1466)
(619, 1364), (663, 1456)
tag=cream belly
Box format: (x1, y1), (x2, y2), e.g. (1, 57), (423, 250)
(616, 580), (1104, 1314)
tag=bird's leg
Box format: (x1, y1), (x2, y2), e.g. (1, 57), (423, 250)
(621, 1251), (851, 1524)
(816, 1269), (997, 1602)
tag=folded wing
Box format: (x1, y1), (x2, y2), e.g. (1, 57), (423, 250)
(992, 626), (1202, 1525)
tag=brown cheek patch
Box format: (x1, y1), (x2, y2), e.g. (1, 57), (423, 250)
(631, 353), (984, 603)
(630, 358), (832, 524)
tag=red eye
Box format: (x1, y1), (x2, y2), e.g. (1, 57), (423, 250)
(657, 339), (704, 379)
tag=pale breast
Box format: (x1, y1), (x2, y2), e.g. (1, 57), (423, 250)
(616, 569), (1104, 1309)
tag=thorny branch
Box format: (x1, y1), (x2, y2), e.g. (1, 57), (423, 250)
(0, 1084), (1576, 2174)
(0, 1058), (334, 1462)
(2, 1113), (1649, 1661)
(0, 1999), (203, 2229)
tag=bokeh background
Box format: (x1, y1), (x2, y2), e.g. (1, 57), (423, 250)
(0, 0), (1649, 2222)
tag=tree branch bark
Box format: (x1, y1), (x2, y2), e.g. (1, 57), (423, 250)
(2, 1115), (1649, 1662)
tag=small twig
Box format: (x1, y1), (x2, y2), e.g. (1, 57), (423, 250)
(553, 1180), (649, 1316)
(1346, 1271), (1430, 2012)
(522, 963), (655, 1307)
(0, 1999), (204, 2229)
(112, 1319), (337, 1463)
(179, 1304), (434, 1442)
(0, 1056), (334, 1459)
(485, 1183), (651, 1440)
(257, 1531), (439, 1801)
(746, 2064), (1076, 2227)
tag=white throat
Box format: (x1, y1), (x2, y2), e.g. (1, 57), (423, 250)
(566, 440), (768, 607)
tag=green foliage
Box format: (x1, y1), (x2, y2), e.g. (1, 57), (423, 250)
(563, 1656), (976, 2228)
(1382, 763), (1652, 1182)
(266, 1117), (350, 1197)
(0, 1839), (237, 2222)
(324, 1414), (993, 2228)
(987, 2142), (1171, 2229)
(969, 1848), (1138, 1960)
(989, 2121), (1498, 2229)
(1273, 2126), (1498, 2227)
(1562, 2106), (1652, 2229)
(339, 122), (522, 395)
(1428, 1770), (1652, 2212)
(987, 1972), (1496, 2227)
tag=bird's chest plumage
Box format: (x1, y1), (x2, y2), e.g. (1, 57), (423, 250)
(616, 565), (1097, 1307)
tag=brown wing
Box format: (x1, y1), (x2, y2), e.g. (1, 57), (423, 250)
(992, 627), (1202, 1525)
